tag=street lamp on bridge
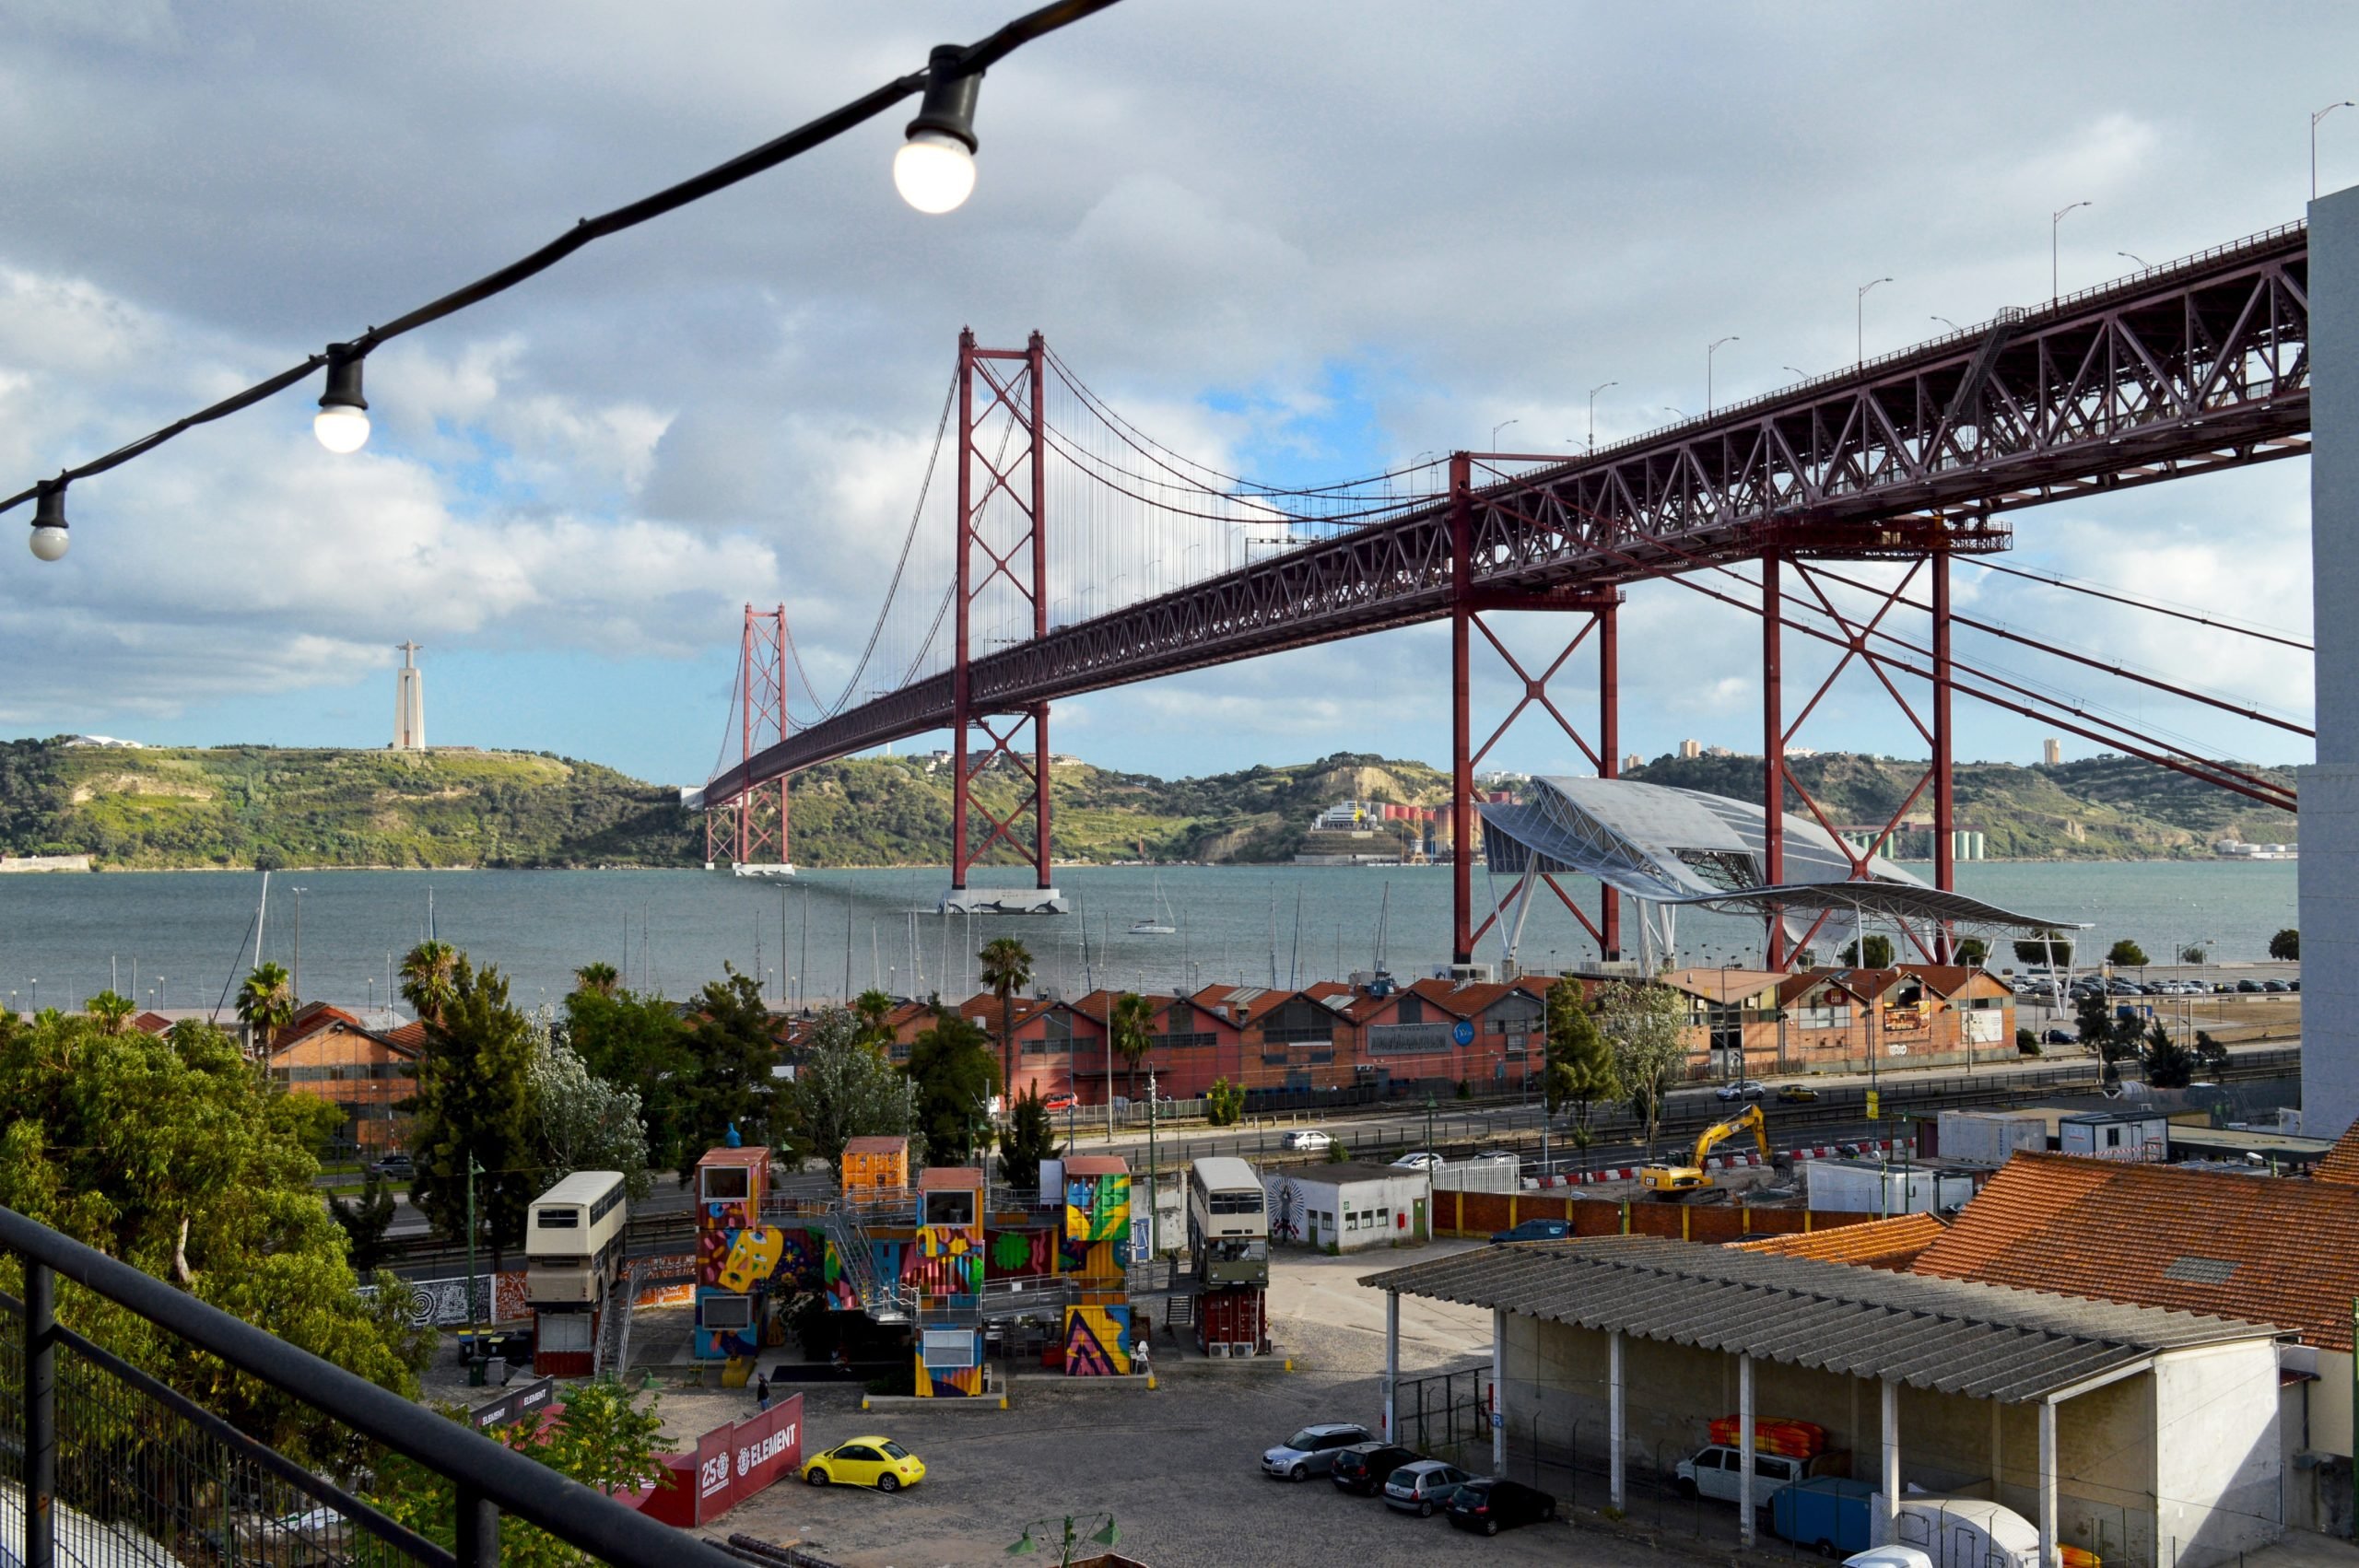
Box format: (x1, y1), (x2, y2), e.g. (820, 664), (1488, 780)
(1587, 381), (1616, 453)
(1490, 417), (1520, 451)
(2316, 100), (2354, 201)
(1855, 277), (1893, 368)
(2051, 202), (2092, 305)
(1706, 336), (1739, 415)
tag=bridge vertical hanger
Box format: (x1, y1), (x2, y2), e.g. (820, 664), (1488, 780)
(943, 328), (1065, 916)
(1449, 449), (1625, 977)
(704, 605), (793, 880)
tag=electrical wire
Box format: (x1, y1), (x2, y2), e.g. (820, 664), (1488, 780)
(1, 0), (1123, 516)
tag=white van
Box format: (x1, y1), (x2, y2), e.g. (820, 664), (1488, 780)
(1873, 1496), (2040, 1568)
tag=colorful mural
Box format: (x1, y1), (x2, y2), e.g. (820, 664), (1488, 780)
(1065, 1174), (1131, 1243)
(905, 1227), (982, 1299)
(692, 1285), (765, 1361)
(718, 1226), (787, 1293)
(986, 1228), (1055, 1281)
(915, 1325), (986, 1398)
(1062, 1305), (1133, 1376)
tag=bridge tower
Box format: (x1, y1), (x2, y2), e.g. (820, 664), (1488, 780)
(942, 329), (1064, 915)
(1449, 451), (1625, 972)
(704, 604), (792, 875)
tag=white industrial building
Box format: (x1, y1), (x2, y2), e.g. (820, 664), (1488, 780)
(1263, 1163), (1431, 1252)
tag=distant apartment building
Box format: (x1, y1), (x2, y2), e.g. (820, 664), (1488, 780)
(2042, 736), (2062, 766)
(262, 1002), (421, 1154)
(1677, 739), (1701, 758)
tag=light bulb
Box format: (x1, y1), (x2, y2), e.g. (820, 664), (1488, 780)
(895, 130), (977, 214)
(314, 404), (371, 453)
(29, 525), (68, 562)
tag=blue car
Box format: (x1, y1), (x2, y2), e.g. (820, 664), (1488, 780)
(1490, 1218), (1571, 1244)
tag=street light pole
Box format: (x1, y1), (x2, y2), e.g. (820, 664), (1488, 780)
(2317, 100), (2355, 201)
(1856, 278), (1893, 368)
(1490, 417), (1520, 451)
(1707, 337), (1738, 415)
(2051, 202), (2091, 305)
(1586, 382), (1616, 454)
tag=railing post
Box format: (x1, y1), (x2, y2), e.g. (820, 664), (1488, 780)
(456, 1482), (499, 1568)
(25, 1258), (55, 1568)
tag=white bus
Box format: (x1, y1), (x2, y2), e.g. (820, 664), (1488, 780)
(525, 1170), (628, 1306)
(1187, 1156), (1269, 1287)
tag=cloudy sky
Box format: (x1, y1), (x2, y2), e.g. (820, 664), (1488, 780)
(0, 1), (2342, 788)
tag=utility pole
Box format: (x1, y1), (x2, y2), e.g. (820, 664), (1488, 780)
(464, 1154), (482, 1358)
(1145, 1065), (1159, 1258)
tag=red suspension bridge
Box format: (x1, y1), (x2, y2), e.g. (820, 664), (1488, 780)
(698, 218), (2313, 970)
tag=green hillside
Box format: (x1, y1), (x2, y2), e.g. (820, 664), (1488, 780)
(1623, 751), (2298, 860)
(0, 738), (2298, 871)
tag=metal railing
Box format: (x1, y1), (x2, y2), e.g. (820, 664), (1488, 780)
(817, 1204), (910, 1322)
(0, 1204), (731, 1568)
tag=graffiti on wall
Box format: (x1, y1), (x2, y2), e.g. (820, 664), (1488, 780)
(987, 1228), (1053, 1281)
(1062, 1305), (1133, 1376)
(718, 1227), (787, 1293)
(365, 1272), (533, 1328)
(904, 1228), (981, 1299)
(1065, 1174), (1131, 1244)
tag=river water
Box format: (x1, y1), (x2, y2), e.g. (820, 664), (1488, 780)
(0, 860), (2296, 1017)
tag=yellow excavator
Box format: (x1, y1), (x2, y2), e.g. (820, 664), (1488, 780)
(1640, 1104), (1771, 1198)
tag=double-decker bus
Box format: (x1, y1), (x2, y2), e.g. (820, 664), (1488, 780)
(525, 1170), (628, 1307)
(1187, 1156), (1269, 1287)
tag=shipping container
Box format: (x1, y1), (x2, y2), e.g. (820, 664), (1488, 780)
(1196, 1286), (1269, 1356)
(533, 1305), (594, 1377)
(1929, 1110), (2048, 1167)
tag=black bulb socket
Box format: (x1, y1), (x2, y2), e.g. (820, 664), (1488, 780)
(320, 345), (369, 412)
(907, 45), (983, 154)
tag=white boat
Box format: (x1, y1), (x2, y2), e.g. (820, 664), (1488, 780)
(1128, 874), (1178, 935)
(730, 862), (798, 880)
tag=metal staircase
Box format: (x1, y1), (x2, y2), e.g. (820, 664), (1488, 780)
(822, 1201), (913, 1323)
(594, 1270), (635, 1377)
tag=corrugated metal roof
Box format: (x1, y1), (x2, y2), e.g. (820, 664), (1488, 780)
(1360, 1236), (2278, 1403)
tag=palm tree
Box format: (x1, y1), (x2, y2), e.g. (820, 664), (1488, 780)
(83, 989), (136, 1036)
(237, 963), (296, 1054)
(400, 940), (459, 1024)
(977, 937), (1034, 1100)
(572, 961), (620, 997)
(1110, 990), (1156, 1105)
(852, 989), (896, 1052)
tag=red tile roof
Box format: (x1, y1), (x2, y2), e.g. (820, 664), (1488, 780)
(1733, 1213), (1946, 1271)
(1911, 1152), (2358, 1349)
(918, 1165), (981, 1191)
(2313, 1118), (2359, 1187)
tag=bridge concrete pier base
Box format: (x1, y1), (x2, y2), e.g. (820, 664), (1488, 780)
(937, 886), (1068, 917)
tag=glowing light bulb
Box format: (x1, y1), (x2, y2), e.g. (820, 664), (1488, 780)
(895, 129), (977, 214)
(313, 404), (371, 453)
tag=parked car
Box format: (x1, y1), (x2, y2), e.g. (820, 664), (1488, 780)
(2264, 979), (2290, 993)
(1776, 1085), (1820, 1104)
(2236, 978), (2262, 993)
(1329, 1442), (1420, 1496)
(1382, 1459), (1473, 1516)
(1716, 1080), (1768, 1102)
(1282, 1129), (1332, 1153)
(1042, 1092), (1076, 1114)
(1490, 1218), (1571, 1244)
(1444, 1476), (1557, 1535)
(1674, 1444), (1829, 1504)
(1471, 1149), (1520, 1165)
(1391, 1152), (1444, 1171)
(2041, 1028), (2077, 1045)
(803, 1435), (925, 1492)
(367, 1153), (415, 1180)
(1262, 1423), (1372, 1480)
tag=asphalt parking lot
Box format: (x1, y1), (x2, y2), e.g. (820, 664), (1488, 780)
(716, 1366), (1712, 1568)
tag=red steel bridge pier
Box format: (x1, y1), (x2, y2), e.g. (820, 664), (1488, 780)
(944, 328), (1064, 915)
(704, 603), (792, 875)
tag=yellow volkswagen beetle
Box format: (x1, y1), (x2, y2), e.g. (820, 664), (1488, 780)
(804, 1435), (925, 1492)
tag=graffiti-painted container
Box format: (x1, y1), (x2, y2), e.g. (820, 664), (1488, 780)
(841, 1135), (911, 1198)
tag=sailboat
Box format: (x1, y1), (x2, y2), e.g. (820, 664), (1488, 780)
(1128, 873), (1178, 935)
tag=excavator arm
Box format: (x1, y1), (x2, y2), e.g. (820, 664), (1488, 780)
(1689, 1104), (1766, 1167)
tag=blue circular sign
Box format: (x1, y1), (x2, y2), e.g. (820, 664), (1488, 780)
(1452, 1019), (1476, 1047)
